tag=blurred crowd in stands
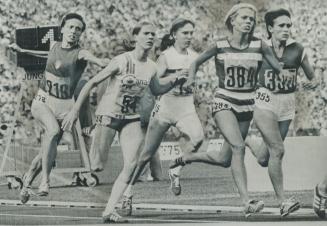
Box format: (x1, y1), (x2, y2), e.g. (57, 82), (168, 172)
(0, 0), (326, 145)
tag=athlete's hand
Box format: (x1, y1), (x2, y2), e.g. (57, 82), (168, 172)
(183, 77), (196, 93)
(178, 69), (189, 77)
(171, 73), (187, 87)
(302, 77), (319, 90)
(8, 43), (22, 52)
(82, 125), (95, 136)
(61, 108), (79, 131)
(99, 58), (110, 68)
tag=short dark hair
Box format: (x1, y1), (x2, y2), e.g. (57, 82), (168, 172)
(265, 8), (291, 39)
(60, 13), (86, 32)
(132, 21), (154, 36)
(170, 18), (194, 35)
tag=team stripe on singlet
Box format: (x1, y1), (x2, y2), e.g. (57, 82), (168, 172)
(216, 52), (262, 61)
(126, 55), (135, 74)
(217, 40), (261, 49)
(214, 93), (254, 106)
(166, 69), (178, 73)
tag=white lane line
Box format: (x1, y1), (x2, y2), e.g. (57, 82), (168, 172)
(0, 199), (314, 216)
(0, 213), (226, 223)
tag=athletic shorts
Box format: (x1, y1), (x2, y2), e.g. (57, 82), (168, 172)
(152, 95), (203, 146)
(32, 89), (74, 120)
(211, 90), (254, 122)
(152, 95), (197, 124)
(95, 115), (140, 132)
(255, 87), (295, 121)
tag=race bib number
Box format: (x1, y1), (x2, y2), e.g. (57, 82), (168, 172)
(212, 99), (231, 112)
(45, 74), (72, 99)
(264, 69), (296, 92)
(120, 95), (140, 114)
(255, 90), (271, 103)
(170, 70), (192, 96)
(224, 66), (257, 90)
(34, 93), (46, 103)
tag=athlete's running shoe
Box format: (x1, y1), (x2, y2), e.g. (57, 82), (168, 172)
(280, 197), (300, 217)
(20, 186), (32, 204)
(169, 156), (186, 169)
(244, 199), (264, 218)
(102, 211), (128, 223)
(168, 169), (181, 196)
(37, 182), (49, 196)
(313, 185), (326, 219)
(120, 196), (133, 216)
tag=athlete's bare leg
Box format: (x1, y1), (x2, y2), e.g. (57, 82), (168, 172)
(246, 115), (291, 167)
(89, 124), (116, 172)
(128, 117), (170, 186)
(103, 121), (145, 215)
(30, 101), (62, 192)
(22, 154), (42, 186)
(170, 113), (204, 176)
(180, 140), (232, 167)
(214, 110), (251, 205)
(318, 175), (327, 196)
(253, 107), (292, 205)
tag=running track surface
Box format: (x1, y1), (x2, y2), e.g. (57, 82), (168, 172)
(1, 147), (326, 225)
(0, 201), (326, 225)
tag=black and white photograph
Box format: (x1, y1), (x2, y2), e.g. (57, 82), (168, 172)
(0, 0), (326, 225)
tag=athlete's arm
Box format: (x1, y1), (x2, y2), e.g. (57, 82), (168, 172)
(301, 54), (318, 89)
(301, 54), (315, 80)
(149, 71), (186, 96)
(78, 49), (110, 67)
(187, 44), (218, 86)
(156, 54), (169, 78)
(9, 43), (48, 58)
(61, 61), (119, 131)
(261, 41), (283, 73)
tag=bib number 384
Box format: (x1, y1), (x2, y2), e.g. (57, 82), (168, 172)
(225, 66), (256, 89)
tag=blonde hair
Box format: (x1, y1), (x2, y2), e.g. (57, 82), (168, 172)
(224, 3), (257, 33)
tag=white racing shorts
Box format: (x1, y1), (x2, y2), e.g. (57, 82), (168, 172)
(152, 94), (204, 147)
(32, 89), (74, 120)
(255, 87), (295, 121)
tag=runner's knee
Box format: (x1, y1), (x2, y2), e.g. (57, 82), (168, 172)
(257, 157), (269, 167)
(230, 143), (246, 154)
(268, 142), (284, 160)
(46, 124), (61, 138)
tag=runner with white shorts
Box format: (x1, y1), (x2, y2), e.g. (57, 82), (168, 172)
(61, 21), (187, 223)
(123, 18), (205, 206)
(245, 8), (318, 216)
(13, 13), (109, 203)
(169, 4), (287, 217)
